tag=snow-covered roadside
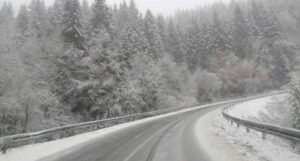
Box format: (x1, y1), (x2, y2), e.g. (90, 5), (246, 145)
(227, 93), (294, 127)
(195, 108), (300, 161)
(228, 96), (274, 119)
(0, 98), (236, 161)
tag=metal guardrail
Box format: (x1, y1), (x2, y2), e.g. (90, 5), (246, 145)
(222, 91), (300, 148)
(0, 90), (288, 153)
(0, 104), (193, 153)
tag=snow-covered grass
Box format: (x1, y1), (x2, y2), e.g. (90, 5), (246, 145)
(228, 96), (274, 119)
(227, 93), (292, 125)
(0, 99), (235, 161)
(195, 108), (300, 161)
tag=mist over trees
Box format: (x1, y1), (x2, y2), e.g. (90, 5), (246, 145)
(0, 0), (299, 135)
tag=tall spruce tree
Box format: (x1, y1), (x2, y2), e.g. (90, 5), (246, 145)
(90, 0), (112, 34)
(62, 0), (85, 50)
(29, 0), (47, 38)
(143, 10), (163, 59)
(128, 0), (139, 23)
(16, 5), (30, 37)
(0, 1), (14, 52)
(211, 10), (229, 52)
(185, 20), (202, 71)
(199, 23), (215, 69)
(166, 20), (184, 63)
(48, 0), (65, 37)
(81, 0), (90, 37)
(232, 4), (251, 59)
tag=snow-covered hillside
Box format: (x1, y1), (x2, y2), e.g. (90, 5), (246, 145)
(227, 94), (294, 127)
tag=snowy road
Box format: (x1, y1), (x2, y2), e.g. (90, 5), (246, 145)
(37, 105), (222, 161)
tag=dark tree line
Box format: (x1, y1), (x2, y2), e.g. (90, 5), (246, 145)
(0, 0), (299, 135)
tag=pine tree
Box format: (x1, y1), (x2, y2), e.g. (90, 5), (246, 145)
(156, 15), (167, 50)
(116, 0), (146, 69)
(143, 10), (163, 59)
(166, 20), (184, 63)
(126, 0), (145, 52)
(185, 19), (202, 71)
(211, 10), (229, 52)
(199, 23), (215, 69)
(48, 0), (65, 37)
(116, 1), (129, 28)
(0, 1), (14, 24)
(16, 5), (30, 37)
(90, 0), (112, 34)
(232, 4), (251, 59)
(249, 0), (263, 37)
(128, 0), (139, 23)
(250, 1), (280, 43)
(62, 0), (85, 50)
(262, 10), (281, 43)
(0, 1), (14, 52)
(81, 0), (90, 38)
(0, 1), (14, 28)
(28, 0), (48, 38)
(269, 45), (290, 86)
(296, 0), (300, 38)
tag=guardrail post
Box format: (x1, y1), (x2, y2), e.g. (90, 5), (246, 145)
(246, 127), (250, 133)
(236, 123), (240, 128)
(0, 137), (12, 154)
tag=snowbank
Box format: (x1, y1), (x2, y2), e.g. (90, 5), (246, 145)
(195, 108), (300, 161)
(227, 93), (291, 123)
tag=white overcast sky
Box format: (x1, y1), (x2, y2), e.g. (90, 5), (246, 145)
(5, 0), (232, 15)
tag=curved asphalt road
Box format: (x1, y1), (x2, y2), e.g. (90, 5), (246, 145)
(38, 104), (226, 161)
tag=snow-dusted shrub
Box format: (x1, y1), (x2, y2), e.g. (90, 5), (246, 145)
(196, 71), (222, 102)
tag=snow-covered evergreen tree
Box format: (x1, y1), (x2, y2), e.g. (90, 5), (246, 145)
(0, 1), (14, 53)
(28, 0), (47, 38)
(211, 10), (230, 51)
(62, 0), (85, 50)
(156, 15), (167, 50)
(90, 0), (111, 34)
(250, 1), (280, 43)
(184, 20), (202, 71)
(16, 5), (30, 37)
(81, 0), (90, 38)
(48, 0), (65, 37)
(143, 10), (163, 59)
(232, 4), (251, 59)
(165, 20), (184, 63)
